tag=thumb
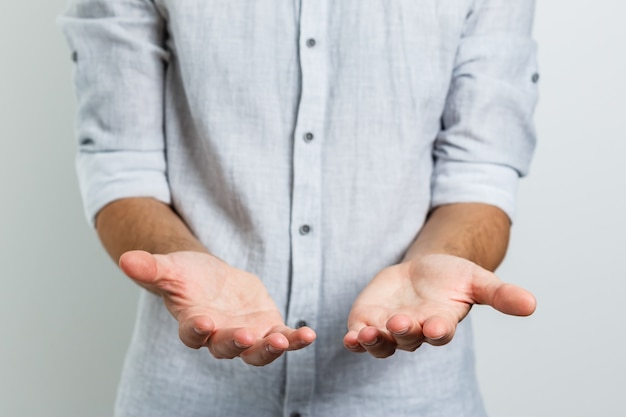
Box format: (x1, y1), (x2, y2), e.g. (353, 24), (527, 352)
(471, 266), (537, 317)
(119, 250), (163, 285)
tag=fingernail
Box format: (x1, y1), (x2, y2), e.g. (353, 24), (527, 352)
(266, 345), (283, 354)
(391, 327), (409, 336)
(193, 327), (205, 335)
(362, 337), (378, 347)
(234, 341), (250, 349)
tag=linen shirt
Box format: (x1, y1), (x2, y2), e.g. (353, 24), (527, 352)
(60, 1), (538, 416)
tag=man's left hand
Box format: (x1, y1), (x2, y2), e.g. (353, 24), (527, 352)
(343, 253), (536, 358)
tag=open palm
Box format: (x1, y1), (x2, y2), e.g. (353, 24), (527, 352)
(119, 250), (316, 366)
(344, 254), (536, 358)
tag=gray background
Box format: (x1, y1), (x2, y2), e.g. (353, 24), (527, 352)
(1, 1), (624, 416)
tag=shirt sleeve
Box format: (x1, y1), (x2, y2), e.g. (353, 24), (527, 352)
(431, 0), (539, 220)
(58, 0), (171, 226)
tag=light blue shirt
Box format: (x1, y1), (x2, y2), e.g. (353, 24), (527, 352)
(60, 1), (538, 416)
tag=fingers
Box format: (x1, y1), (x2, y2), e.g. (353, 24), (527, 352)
(420, 316), (455, 346)
(386, 314), (455, 348)
(386, 314), (425, 350)
(344, 324), (410, 358)
(282, 326), (317, 350)
(343, 330), (366, 353)
(491, 283), (537, 316)
(178, 317), (215, 349)
(119, 251), (318, 366)
(118, 250), (181, 297)
(344, 326), (397, 358)
(179, 321), (316, 366)
(471, 267), (537, 316)
(119, 250), (160, 284)
(345, 314), (457, 357)
(237, 326), (316, 366)
(204, 328), (256, 358)
(119, 250), (201, 298)
(239, 333), (290, 366)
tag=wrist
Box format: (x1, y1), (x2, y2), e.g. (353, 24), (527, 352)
(403, 203), (510, 271)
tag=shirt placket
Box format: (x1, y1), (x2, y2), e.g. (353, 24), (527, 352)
(283, 1), (328, 417)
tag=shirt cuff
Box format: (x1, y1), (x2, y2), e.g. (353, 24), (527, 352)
(76, 150), (171, 227)
(430, 161), (520, 221)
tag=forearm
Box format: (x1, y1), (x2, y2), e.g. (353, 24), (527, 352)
(404, 203), (511, 271)
(95, 197), (207, 262)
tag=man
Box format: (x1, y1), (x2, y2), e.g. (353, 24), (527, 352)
(60, 1), (538, 416)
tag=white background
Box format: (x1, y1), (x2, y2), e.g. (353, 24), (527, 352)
(1, 1), (624, 416)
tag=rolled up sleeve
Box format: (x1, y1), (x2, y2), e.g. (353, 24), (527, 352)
(58, 0), (171, 226)
(431, 0), (539, 220)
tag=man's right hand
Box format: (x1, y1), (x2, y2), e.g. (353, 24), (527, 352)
(119, 250), (316, 366)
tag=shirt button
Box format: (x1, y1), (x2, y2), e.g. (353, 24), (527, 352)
(71, 51), (78, 62)
(532, 73), (540, 83)
(306, 38), (316, 48)
(290, 413), (302, 417)
(296, 320), (308, 328)
(303, 132), (314, 142)
(299, 225), (311, 235)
